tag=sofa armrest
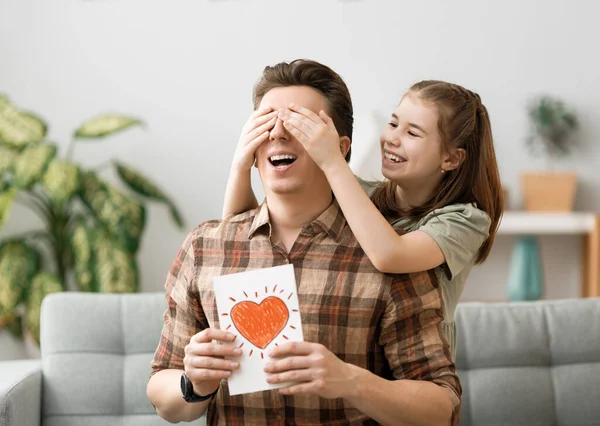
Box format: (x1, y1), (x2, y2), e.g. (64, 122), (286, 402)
(0, 360), (42, 426)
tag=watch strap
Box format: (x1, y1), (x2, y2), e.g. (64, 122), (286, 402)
(181, 372), (218, 402)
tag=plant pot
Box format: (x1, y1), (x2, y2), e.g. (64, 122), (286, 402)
(520, 172), (577, 212)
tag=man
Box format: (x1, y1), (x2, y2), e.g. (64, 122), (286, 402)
(147, 59), (461, 426)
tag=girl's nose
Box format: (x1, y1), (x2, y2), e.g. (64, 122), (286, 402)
(383, 132), (401, 147)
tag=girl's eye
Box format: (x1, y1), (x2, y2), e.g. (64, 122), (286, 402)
(388, 122), (398, 128)
(408, 131), (419, 137)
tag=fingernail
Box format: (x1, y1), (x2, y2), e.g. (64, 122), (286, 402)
(264, 362), (272, 369)
(230, 361), (239, 368)
(233, 348), (242, 356)
(224, 371), (232, 377)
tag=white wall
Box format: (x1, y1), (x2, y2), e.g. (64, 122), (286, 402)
(2, 0), (599, 299)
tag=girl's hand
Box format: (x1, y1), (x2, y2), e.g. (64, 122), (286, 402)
(280, 104), (345, 172)
(232, 107), (278, 172)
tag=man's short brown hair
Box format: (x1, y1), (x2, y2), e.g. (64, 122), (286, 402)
(253, 59), (353, 162)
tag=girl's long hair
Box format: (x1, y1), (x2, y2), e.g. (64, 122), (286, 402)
(371, 80), (503, 263)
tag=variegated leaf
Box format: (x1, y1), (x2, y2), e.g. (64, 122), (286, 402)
(26, 272), (63, 345)
(79, 172), (146, 253)
(0, 307), (14, 327)
(69, 218), (96, 292)
(0, 241), (39, 316)
(42, 159), (81, 205)
(115, 161), (185, 229)
(0, 312), (23, 339)
(94, 231), (138, 293)
(167, 202), (185, 229)
(0, 145), (18, 174)
(0, 95), (47, 148)
(74, 114), (143, 139)
(114, 161), (170, 201)
(13, 144), (57, 188)
(0, 187), (16, 232)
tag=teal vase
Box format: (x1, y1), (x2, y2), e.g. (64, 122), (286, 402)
(507, 236), (543, 301)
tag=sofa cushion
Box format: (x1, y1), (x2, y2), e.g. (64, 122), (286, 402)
(40, 292), (200, 426)
(455, 298), (600, 426)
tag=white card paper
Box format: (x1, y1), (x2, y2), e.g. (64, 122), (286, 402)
(213, 264), (304, 396)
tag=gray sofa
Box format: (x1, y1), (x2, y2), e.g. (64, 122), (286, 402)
(1, 293), (599, 426)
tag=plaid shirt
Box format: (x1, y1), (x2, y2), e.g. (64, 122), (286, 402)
(151, 200), (461, 425)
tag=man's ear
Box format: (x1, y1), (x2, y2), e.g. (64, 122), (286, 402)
(442, 147), (465, 171)
(339, 136), (351, 159)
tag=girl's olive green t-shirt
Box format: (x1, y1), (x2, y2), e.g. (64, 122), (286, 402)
(357, 177), (491, 359)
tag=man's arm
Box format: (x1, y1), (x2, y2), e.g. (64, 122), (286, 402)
(265, 341), (456, 426)
(147, 369), (210, 423)
(146, 230), (212, 423)
(344, 365), (455, 426)
(365, 268), (461, 425)
(265, 269), (460, 426)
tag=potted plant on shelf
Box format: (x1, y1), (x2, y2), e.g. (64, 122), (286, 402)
(521, 95), (580, 211)
(0, 95), (184, 347)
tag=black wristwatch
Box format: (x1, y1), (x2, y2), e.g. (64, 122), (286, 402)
(180, 372), (218, 402)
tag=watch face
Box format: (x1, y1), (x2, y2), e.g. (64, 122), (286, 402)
(180, 373), (189, 397)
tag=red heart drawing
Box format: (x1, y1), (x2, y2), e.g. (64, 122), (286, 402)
(230, 296), (289, 349)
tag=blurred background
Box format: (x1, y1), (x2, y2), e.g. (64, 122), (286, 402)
(2, 0), (599, 356)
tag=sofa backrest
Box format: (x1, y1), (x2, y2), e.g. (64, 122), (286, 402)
(40, 292), (200, 426)
(454, 298), (600, 426)
(40, 292), (600, 426)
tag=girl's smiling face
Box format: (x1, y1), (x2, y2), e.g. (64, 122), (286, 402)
(380, 94), (448, 191)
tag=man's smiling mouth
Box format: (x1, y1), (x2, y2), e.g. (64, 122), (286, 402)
(269, 154), (297, 167)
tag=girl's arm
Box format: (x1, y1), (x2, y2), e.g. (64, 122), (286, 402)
(222, 167), (259, 217)
(281, 105), (444, 273)
(323, 157), (445, 273)
(222, 107), (278, 218)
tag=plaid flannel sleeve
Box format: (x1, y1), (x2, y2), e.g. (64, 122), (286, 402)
(379, 269), (462, 426)
(150, 230), (209, 376)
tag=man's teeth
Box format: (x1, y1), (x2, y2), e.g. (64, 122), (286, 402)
(269, 154), (297, 161)
(384, 152), (403, 162)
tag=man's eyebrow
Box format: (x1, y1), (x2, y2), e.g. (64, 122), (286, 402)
(391, 113), (428, 135)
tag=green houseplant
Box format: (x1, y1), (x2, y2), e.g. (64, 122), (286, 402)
(521, 95), (580, 211)
(0, 95), (184, 344)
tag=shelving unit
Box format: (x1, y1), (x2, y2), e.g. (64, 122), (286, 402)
(498, 212), (600, 298)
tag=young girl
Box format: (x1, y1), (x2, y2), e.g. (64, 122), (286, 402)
(223, 80), (503, 359)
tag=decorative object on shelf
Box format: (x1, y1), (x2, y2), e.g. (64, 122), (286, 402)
(507, 236), (543, 301)
(520, 95), (579, 212)
(0, 95), (185, 344)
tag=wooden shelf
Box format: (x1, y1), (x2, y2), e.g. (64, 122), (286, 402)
(496, 211), (600, 298)
(498, 212), (597, 235)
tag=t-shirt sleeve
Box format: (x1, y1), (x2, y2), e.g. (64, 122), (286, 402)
(417, 204), (491, 280)
(150, 229), (209, 376)
(355, 175), (379, 197)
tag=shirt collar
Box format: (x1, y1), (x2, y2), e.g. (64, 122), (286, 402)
(311, 199), (346, 242)
(248, 202), (271, 239)
(247, 198), (346, 242)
